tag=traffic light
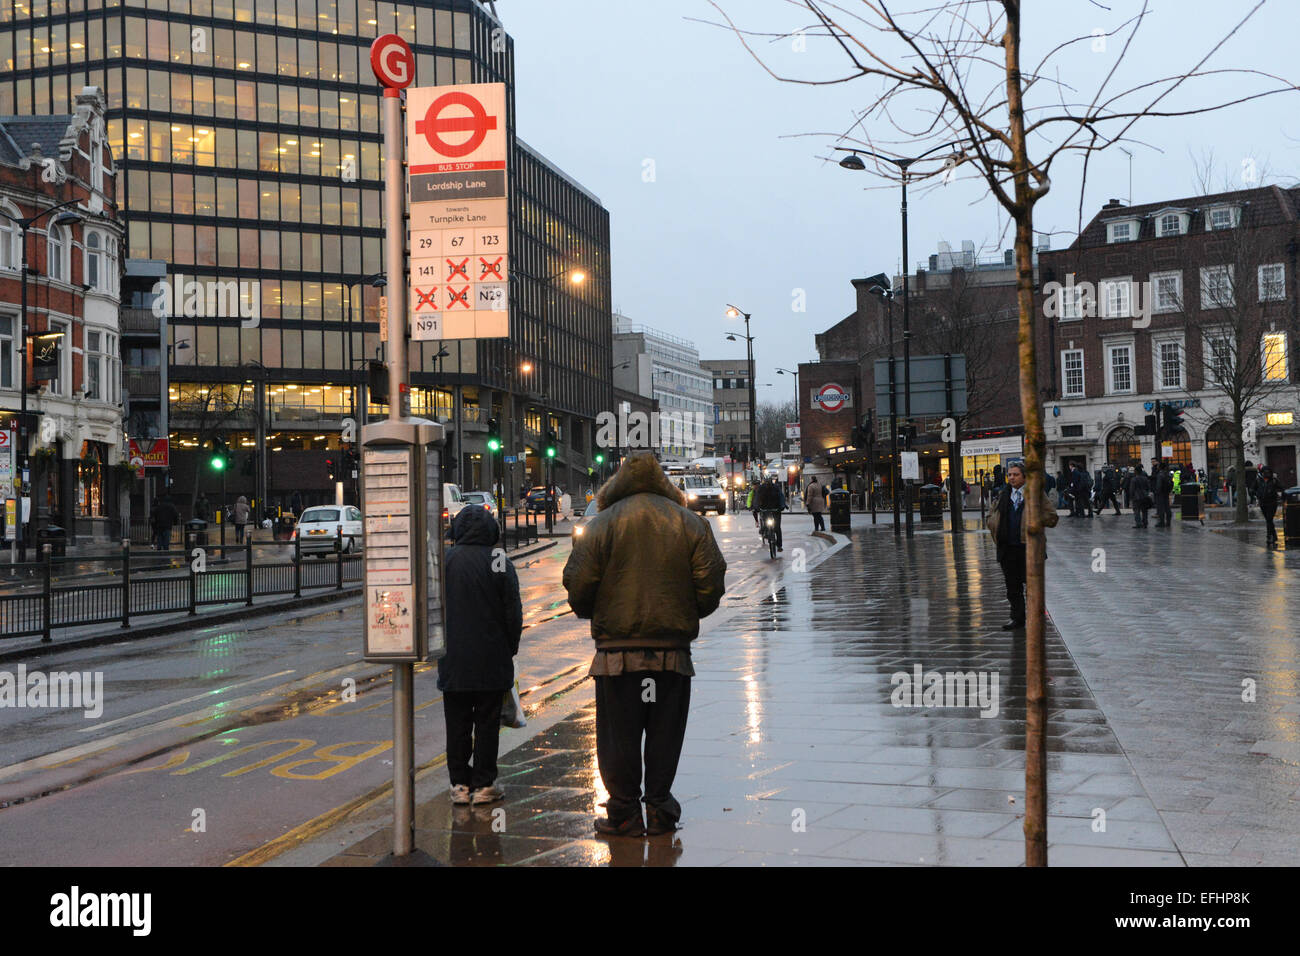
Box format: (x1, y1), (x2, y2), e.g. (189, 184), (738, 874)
(325, 456), (336, 481)
(367, 359), (388, 404)
(346, 449), (359, 478)
(486, 417), (501, 454)
(1139, 413), (1158, 436)
(209, 436), (229, 471)
(594, 452), (605, 465)
(1161, 404), (1184, 439)
(544, 431), (557, 459)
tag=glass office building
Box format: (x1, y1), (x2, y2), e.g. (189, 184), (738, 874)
(1, 0), (612, 508)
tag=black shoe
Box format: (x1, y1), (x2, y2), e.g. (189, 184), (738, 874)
(1000, 620), (1025, 631)
(594, 813), (645, 837)
(645, 807), (679, 836)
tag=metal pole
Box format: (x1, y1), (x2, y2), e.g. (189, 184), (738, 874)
(542, 285), (552, 533)
(383, 85), (414, 858)
(346, 281), (357, 504)
(888, 298), (900, 536)
(900, 170), (914, 539)
(945, 352), (962, 531)
(255, 373), (267, 521)
(746, 314), (756, 467)
(18, 226), (28, 564)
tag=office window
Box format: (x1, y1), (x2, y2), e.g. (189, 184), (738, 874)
(1262, 333), (1288, 382)
(1259, 263), (1285, 302)
(1152, 271), (1182, 313)
(1100, 276), (1131, 319)
(1158, 340), (1183, 389)
(48, 224), (67, 281)
(1107, 344), (1132, 394)
(1206, 334), (1233, 386)
(1201, 266), (1234, 309)
(1062, 349), (1084, 397)
(0, 315), (14, 388)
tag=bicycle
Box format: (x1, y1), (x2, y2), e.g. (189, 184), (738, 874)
(759, 509), (781, 559)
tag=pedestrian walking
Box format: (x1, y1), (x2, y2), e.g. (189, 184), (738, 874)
(1257, 465), (1281, 546)
(232, 495), (251, 544)
(1067, 463), (1088, 518)
(1130, 464), (1152, 528)
(439, 505), (523, 806)
(562, 452), (727, 836)
(290, 490), (303, 518)
(1120, 467), (1133, 510)
(152, 495), (179, 551)
(985, 463), (1059, 631)
(1153, 460), (1174, 527)
(194, 493), (211, 522)
(1096, 466), (1121, 515)
(804, 475), (827, 532)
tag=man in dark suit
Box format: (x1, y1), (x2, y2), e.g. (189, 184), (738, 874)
(986, 462), (1059, 630)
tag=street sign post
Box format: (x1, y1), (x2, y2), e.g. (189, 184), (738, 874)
(366, 32), (447, 865)
(405, 82), (509, 341)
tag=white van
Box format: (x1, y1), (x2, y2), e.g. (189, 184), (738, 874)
(442, 483), (465, 524)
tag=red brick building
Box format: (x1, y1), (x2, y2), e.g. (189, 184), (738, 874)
(1036, 186), (1300, 488)
(1, 87), (125, 545)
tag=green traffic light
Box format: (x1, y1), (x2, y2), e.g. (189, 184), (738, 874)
(487, 437), (501, 452)
(595, 454), (604, 464)
(210, 457), (225, 471)
(546, 447), (556, 458)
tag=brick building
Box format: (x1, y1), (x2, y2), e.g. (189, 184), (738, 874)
(1, 87), (125, 547)
(802, 241), (1035, 492)
(1037, 186), (1300, 488)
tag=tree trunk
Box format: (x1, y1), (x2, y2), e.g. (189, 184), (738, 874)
(1004, 0), (1048, 867)
(1234, 408), (1248, 524)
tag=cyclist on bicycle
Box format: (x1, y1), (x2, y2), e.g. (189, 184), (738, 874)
(755, 476), (785, 551)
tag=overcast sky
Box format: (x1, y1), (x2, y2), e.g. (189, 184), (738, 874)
(497, 0), (1300, 408)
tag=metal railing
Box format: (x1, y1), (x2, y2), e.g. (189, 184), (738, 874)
(0, 534), (361, 645)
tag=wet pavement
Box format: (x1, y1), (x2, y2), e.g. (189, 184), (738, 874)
(321, 520), (1195, 867)
(1045, 513), (1300, 865)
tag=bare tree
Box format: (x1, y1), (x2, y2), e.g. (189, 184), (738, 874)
(705, 0), (1297, 865)
(1170, 205), (1296, 521)
(170, 383), (252, 515)
(756, 398), (799, 458)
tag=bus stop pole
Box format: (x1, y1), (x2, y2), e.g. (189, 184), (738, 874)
(383, 84), (415, 859)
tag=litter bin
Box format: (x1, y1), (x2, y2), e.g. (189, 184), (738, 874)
(828, 488), (852, 533)
(1284, 486), (1300, 543)
(274, 513), (296, 542)
(37, 525), (67, 557)
(1180, 483), (1201, 520)
(919, 484), (944, 522)
(185, 517), (208, 547)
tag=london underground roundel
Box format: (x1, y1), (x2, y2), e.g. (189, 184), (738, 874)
(815, 383), (849, 412)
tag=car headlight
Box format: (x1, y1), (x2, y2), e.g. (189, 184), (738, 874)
(574, 524), (585, 536)
(688, 492), (697, 499)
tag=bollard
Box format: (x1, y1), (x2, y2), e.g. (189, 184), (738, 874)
(293, 529), (302, 598)
(41, 543), (52, 643)
(336, 524), (344, 591)
(121, 538), (131, 628)
(245, 538), (255, 607)
(187, 531), (198, 616)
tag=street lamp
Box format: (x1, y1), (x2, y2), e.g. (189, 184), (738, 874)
(0, 198), (83, 562)
(724, 305), (757, 472)
(518, 265), (584, 531)
(839, 143), (958, 538)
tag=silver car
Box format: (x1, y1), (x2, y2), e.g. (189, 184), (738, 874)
(295, 505), (363, 555)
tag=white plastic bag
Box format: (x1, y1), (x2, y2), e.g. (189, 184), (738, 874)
(501, 667), (527, 729)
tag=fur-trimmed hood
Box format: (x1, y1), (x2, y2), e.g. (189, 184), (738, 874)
(595, 452), (686, 510)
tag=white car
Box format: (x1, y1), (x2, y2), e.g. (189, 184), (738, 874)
(443, 483), (466, 523)
(462, 490), (499, 520)
(295, 505), (363, 555)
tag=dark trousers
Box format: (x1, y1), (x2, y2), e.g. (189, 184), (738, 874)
(999, 544), (1027, 624)
(1262, 503), (1278, 541)
(1098, 491), (1120, 513)
(1069, 492), (1084, 517)
(594, 671), (691, 823)
(811, 511), (825, 532)
(154, 526), (172, 551)
(1135, 506), (1150, 528)
(1155, 495), (1172, 526)
(761, 511), (783, 548)
(443, 689), (505, 790)
(235, 523), (246, 543)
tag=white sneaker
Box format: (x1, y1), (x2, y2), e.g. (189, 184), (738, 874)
(450, 784), (472, 805)
(471, 784), (504, 804)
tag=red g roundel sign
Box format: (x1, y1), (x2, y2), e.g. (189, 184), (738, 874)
(370, 34), (414, 89)
(815, 383), (850, 412)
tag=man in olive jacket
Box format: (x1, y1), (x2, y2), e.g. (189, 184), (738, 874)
(985, 462), (1059, 631)
(563, 451), (727, 836)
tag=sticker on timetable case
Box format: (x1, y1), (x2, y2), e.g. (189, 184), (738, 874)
(476, 283), (507, 310)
